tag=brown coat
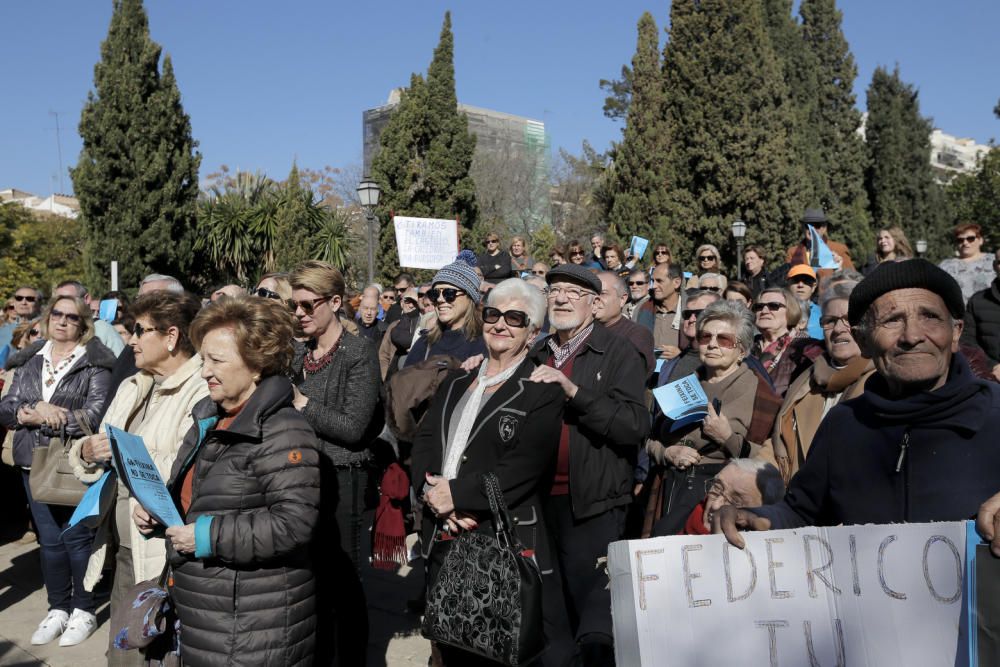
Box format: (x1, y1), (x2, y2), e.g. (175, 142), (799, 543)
(770, 354), (875, 482)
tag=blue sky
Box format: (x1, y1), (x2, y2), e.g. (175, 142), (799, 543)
(2, 1), (997, 197)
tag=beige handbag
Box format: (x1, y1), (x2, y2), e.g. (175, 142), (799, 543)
(28, 409), (94, 506)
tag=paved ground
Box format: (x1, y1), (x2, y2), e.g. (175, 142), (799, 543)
(0, 520), (430, 666)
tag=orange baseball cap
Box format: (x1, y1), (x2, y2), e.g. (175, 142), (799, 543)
(786, 264), (817, 281)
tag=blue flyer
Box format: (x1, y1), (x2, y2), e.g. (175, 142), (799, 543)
(66, 470), (115, 531)
(629, 236), (650, 262)
(98, 298), (119, 322)
(808, 225), (840, 269)
(652, 373), (709, 432)
(108, 425), (184, 527)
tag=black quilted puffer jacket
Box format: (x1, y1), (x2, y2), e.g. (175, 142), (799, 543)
(166, 375), (321, 667)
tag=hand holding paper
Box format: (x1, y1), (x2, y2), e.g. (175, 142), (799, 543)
(108, 425), (184, 528)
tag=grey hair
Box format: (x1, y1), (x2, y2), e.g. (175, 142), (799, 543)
(487, 278), (547, 331)
(829, 268), (864, 283)
(728, 459), (785, 505)
(696, 299), (755, 352)
(598, 271), (628, 298)
(685, 288), (721, 304)
(140, 274), (183, 293)
(695, 272), (728, 291)
(366, 282), (384, 293)
(820, 281), (858, 313)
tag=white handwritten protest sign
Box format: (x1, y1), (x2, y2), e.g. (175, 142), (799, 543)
(609, 522), (967, 666)
(393, 216), (459, 269)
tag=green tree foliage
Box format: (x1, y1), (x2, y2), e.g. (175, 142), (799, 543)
(605, 13), (671, 246)
(948, 147), (1000, 253)
(864, 66), (947, 258)
(798, 0), (872, 255)
(371, 12), (478, 283)
(599, 65), (632, 123)
(193, 169), (352, 289)
(662, 0), (807, 268)
(0, 205), (86, 298)
(71, 0), (200, 292)
(550, 142), (611, 243)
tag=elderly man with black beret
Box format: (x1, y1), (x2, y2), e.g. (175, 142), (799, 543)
(528, 263), (650, 666)
(715, 259), (1000, 546)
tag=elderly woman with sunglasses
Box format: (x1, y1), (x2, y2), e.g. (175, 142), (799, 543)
(412, 278), (572, 665)
(939, 222), (996, 303)
(66, 291), (207, 664)
(751, 286), (823, 396)
(0, 295), (116, 648)
(405, 252), (487, 368)
(644, 300), (780, 537)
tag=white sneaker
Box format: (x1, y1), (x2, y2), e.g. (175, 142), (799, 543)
(30, 609), (69, 645)
(58, 608), (97, 647)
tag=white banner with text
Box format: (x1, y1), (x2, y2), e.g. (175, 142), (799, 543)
(393, 216), (459, 270)
(609, 522), (967, 666)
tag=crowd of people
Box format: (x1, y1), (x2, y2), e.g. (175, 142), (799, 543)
(0, 205), (999, 666)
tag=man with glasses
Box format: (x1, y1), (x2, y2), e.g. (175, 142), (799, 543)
(531, 261), (550, 279)
(477, 232), (514, 281)
(529, 263), (648, 665)
(382, 272), (415, 326)
(624, 268), (654, 331)
(0, 286), (42, 365)
(680, 460), (784, 535)
(716, 259), (1000, 549)
(960, 248), (1000, 382)
(651, 263), (684, 358)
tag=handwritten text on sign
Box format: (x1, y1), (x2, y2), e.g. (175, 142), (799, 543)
(608, 522), (966, 666)
(393, 216), (459, 270)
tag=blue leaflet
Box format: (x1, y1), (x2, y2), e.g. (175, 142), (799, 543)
(652, 373), (709, 432)
(108, 425), (184, 527)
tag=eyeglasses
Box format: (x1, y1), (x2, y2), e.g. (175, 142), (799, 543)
(14, 294), (37, 303)
(752, 302), (786, 313)
(131, 322), (164, 337)
(418, 292), (428, 300)
(627, 280), (648, 286)
(696, 331), (739, 349)
(485, 239), (499, 245)
(4, 305), (14, 311)
(482, 307), (530, 328)
(29, 328), (40, 337)
(402, 297), (418, 307)
(427, 288), (464, 303)
(50, 309), (81, 324)
(254, 287), (281, 300)
(569, 250), (585, 257)
(532, 270), (547, 276)
(788, 277), (816, 286)
(819, 314), (850, 330)
(701, 285), (721, 293)
(698, 255), (716, 262)
(682, 308), (704, 321)
(545, 286), (595, 301)
(381, 294), (397, 303)
(704, 478), (738, 507)
(292, 296), (331, 315)
(957, 235), (978, 244)
(654, 250), (670, 256)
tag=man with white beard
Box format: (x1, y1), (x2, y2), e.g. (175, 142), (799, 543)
(528, 263), (649, 666)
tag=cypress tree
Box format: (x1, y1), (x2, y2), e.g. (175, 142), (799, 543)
(864, 66), (944, 257)
(662, 0), (807, 268)
(371, 12), (478, 282)
(799, 0), (872, 256)
(71, 0), (200, 290)
(605, 13), (670, 246)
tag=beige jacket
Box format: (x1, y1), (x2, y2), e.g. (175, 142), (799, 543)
(69, 354), (209, 590)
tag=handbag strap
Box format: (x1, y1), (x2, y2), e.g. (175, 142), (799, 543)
(73, 409), (95, 438)
(481, 472), (518, 549)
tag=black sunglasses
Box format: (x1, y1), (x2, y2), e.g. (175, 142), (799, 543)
(50, 308), (81, 324)
(254, 287), (281, 300)
(698, 255), (716, 262)
(402, 297), (418, 307)
(701, 286), (721, 293)
(682, 308), (704, 320)
(29, 328), (40, 337)
(292, 296), (331, 315)
(427, 288), (463, 303)
(752, 302), (787, 313)
(482, 307), (529, 328)
(628, 280), (648, 286)
(14, 294), (37, 302)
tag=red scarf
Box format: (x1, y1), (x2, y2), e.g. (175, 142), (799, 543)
(681, 500), (711, 536)
(371, 463), (410, 571)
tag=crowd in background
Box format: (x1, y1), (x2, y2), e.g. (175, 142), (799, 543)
(0, 204), (999, 666)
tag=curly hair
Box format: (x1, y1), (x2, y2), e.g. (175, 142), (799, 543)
(189, 296), (297, 377)
(129, 291), (202, 356)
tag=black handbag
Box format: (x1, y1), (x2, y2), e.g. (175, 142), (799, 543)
(421, 472), (544, 666)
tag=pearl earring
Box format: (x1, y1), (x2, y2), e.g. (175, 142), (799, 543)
(167, 345), (174, 352)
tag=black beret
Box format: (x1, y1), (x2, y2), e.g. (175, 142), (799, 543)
(545, 264), (602, 293)
(847, 258), (965, 326)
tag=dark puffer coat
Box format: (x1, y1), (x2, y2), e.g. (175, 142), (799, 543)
(166, 376), (321, 667)
(0, 338), (115, 467)
(962, 279), (1000, 366)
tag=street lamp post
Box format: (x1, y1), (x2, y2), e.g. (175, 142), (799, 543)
(916, 239), (928, 257)
(731, 219), (747, 280)
(356, 177), (382, 285)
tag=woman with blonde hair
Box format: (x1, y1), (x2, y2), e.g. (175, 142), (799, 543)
(861, 226), (914, 275)
(0, 295), (114, 647)
(254, 271), (293, 305)
(509, 235), (532, 274)
(688, 244), (725, 287)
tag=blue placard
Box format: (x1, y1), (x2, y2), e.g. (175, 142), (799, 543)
(808, 225), (840, 269)
(629, 236), (650, 262)
(66, 470), (114, 531)
(108, 425), (184, 527)
(98, 299), (119, 322)
(652, 373), (709, 432)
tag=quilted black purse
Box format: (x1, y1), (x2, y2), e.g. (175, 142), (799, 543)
(421, 472), (544, 666)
